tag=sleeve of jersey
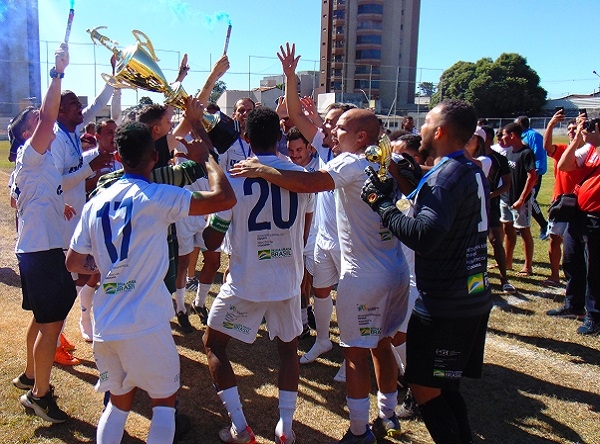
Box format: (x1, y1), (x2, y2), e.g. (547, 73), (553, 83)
(20, 140), (44, 168)
(379, 185), (454, 255)
(524, 150), (537, 172)
(324, 154), (355, 189)
(151, 161), (206, 187)
(305, 192), (315, 213)
(163, 187), (195, 224)
(69, 205), (92, 254)
(81, 83), (114, 127)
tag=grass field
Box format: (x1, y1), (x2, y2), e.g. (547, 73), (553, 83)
(1, 139), (599, 443)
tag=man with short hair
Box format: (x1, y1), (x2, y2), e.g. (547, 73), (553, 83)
(361, 99), (492, 444)
(401, 115), (417, 134)
(66, 121), (235, 444)
(219, 97), (255, 170)
(500, 122), (537, 276)
(515, 115), (548, 239)
(232, 57), (409, 441)
(202, 107), (314, 444)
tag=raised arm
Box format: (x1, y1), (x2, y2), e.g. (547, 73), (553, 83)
(189, 155), (236, 215)
(558, 119), (585, 172)
(31, 44), (69, 155)
(277, 43), (318, 142)
(543, 110), (564, 157)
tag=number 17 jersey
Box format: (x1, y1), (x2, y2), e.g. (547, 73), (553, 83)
(217, 154), (314, 302)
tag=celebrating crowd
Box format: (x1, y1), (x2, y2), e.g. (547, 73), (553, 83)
(6, 38), (600, 444)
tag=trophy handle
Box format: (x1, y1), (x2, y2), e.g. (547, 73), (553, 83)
(101, 73), (135, 90)
(132, 30), (160, 62)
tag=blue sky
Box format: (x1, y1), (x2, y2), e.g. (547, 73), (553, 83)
(32, 0), (600, 109)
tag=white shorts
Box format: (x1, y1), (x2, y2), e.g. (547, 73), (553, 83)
(177, 217), (222, 255)
(336, 267), (409, 349)
(547, 219), (567, 237)
(93, 326), (180, 399)
(399, 279), (419, 333)
(312, 244), (341, 289)
(499, 198), (532, 229)
(207, 292), (302, 344)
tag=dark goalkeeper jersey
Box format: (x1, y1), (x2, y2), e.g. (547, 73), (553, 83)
(381, 152), (492, 319)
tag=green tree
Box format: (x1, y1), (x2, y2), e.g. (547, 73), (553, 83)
(210, 80), (226, 103)
(431, 53), (547, 117)
(417, 81), (436, 97)
(138, 96), (154, 106)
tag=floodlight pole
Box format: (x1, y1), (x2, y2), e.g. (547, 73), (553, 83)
(593, 71), (600, 94)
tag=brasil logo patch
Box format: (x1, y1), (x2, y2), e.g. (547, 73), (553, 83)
(467, 273), (485, 294)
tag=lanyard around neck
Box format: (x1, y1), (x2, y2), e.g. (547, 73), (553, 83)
(57, 122), (82, 157)
(407, 150), (463, 200)
(238, 137), (250, 159)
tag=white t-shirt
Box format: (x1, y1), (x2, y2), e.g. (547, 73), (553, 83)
(312, 129), (335, 164)
(70, 176), (191, 342)
(324, 151), (404, 277)
(216, 154), (314, 302)
(219, 137), (252, 171)
(11, 140), (66, 253)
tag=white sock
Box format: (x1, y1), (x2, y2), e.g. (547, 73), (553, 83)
(276, 390), (297, 439)
(174, 288), (186, 313)
(313, 295), (333, 340)
(147, 405), (176, 444)
(76, 284), (83, 294)
(194, 283), (211, 307)
(79, 284), (95, 317)
(377, 390), (398, 419)
(347, 396), (370, 436)
(97, 402), (128, 444)
(218, 386), (247, 432)
(301, 307), (308, 325)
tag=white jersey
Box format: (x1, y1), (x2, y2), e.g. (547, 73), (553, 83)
(176, 177), (211, 240)
(11, 140), (66, 253)
(219, 137), (252, 171)
(70, 176), (191, 342)
(311, 130), (339, 251)
(325, 151), (404, 277)
(303, 155), (321, 256)
(216, 154), (314, 302)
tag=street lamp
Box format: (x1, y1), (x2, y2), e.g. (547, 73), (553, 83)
(358, 88), (370, 108)
(593, 71), (600, 94)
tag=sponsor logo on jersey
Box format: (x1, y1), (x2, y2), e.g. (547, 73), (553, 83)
(257, 248), (292, 260)
(357, 304), (379, 312)
(222, 321), (251, 335)
(56, 185), (63, 195)
(467, 273), (485, 294)
(433, 369), (462, 379)
(359, 327), (382, 336)
(99, 371), (108, 383)
(103, 280), (136, 295)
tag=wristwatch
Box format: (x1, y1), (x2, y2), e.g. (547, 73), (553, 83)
(49, 67), (64, 79)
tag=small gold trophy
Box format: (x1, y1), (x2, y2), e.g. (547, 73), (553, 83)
(365, 133), (392, 181)
(87, 27), (239, 152)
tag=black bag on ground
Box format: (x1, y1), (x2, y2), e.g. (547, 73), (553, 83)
(548, 193), (578, 222)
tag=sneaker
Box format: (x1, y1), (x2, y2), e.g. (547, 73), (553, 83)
(502, 282), (517, 294)
(54, 346), (81, 366)
(546, 305), (585, 320)
(337, 428), (376, 444)
(60, 333), (75, 351)
(12, 372), (34, 390)
(276, 430), (296, 444)
(299, 340), (333, 364)
(192, 303), (209, 325)
(185, 277), (199, 291)
(307, 305), (316, 329)
(333, 360), (346, 383)
(298, 324), (311, 340)
(395, 390), (418, 419)
(177, 311), (195, 334)
(218, 424), (256, 443)
(371, 413), (402, 439)
(20, 389), (68, 423)
(577, 318), (600, 335)
(79, 316), (93, 342)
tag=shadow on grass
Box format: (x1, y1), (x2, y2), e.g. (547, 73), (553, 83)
(466, 363), (595, 443)
(0, 266), (20, 287)
(31, 416), (144, 443)
(488, 327), (600, 367)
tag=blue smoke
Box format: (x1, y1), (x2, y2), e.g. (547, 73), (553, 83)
(0, 0), (18, 22)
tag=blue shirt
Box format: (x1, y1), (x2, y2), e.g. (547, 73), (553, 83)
(521, 128), (547, 176)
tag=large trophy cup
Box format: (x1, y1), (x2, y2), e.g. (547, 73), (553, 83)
(87, 27), (238, 153)
(365, 133), (392, 181)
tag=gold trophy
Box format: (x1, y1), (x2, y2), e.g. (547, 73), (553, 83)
(87, 27), (239, 152)
(365, 133), (392, 181)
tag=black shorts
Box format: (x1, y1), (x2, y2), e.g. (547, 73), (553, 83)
(17, 249), (77, 324)
(404, 310), (490, 390)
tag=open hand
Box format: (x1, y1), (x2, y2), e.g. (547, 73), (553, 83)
(230, 157), (263, 178)
(277, 42), (300, 78)
(55, 43), (69, 73)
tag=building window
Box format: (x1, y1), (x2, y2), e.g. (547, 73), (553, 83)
(357, 20), (383, 30)
(334, 55), (344, 62)
(355, 79), (380, 89)
(333, 10), (345, 19)
(357, 4), (383, 14)
(355, 65), (381, 75)
(331, 68), (343, 77)
(356, 49), (381, 60)
(356, 35), (382, 45)
(331, 81), (342, 90)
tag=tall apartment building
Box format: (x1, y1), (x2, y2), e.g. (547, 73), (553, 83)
(0, 0), (41, 119)
(317, 0), (420, 113)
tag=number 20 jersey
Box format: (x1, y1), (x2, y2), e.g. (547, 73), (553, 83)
(217, 154), (314, 302)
